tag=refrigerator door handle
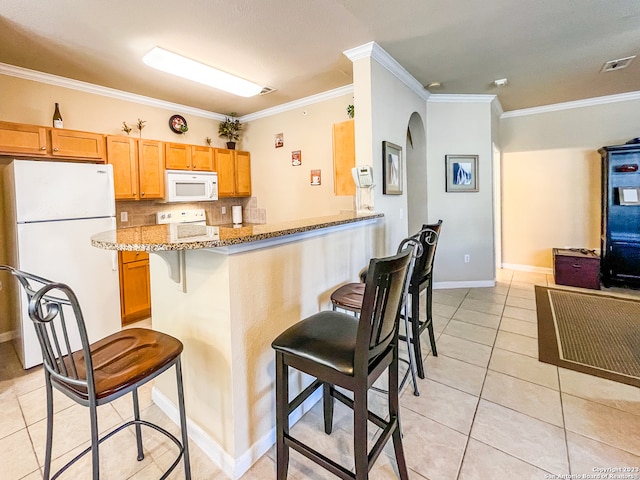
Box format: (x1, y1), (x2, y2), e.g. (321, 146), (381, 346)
(112, 251), (118, 271)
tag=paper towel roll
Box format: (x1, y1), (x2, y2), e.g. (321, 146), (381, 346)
(232, 205), (242, 225)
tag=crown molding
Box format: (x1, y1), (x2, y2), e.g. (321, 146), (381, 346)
(0, 62), (226, 121)
(502, 90), (640, 118)
(343, 42), (430, 101)
(239, 85), (354, 122)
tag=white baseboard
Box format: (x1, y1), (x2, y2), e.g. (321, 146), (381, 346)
(501, 263), (553, 275)
(433, 280), (496, 289)
(152, 385), (322, 479)
(0, 330), (16, 343)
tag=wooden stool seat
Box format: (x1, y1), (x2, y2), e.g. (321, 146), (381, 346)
(60, 328), (183, 400)
(330, 283), (366, 312)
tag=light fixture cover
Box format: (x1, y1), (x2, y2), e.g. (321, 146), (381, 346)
(143, 47), (263, 97)
(493, 78), (508, 87)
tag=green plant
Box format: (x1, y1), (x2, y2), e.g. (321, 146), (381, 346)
(218, 113), (242, 142)
(136, 118), (146, 138)
(347, 104), (354, 119)
(121, 121), (132, 135)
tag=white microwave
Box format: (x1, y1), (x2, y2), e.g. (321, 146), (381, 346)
(165, 170), (218, 202)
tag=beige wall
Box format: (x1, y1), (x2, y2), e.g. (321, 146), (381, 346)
(427, 99), (496, 284)
(241, 94), (355, 223)
(351, 55), (429, 256)
(500, 98), (640, 269)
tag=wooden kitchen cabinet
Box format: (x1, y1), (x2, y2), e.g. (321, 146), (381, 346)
(106, 136), (164, 200)
(165, 142), (191, 169)
(49, 128), (105, 161)
(332, 119), (355, 196)
(0, 121), (48, 156)
(216, 148), (251, 197)
(0, 120), (105, 161)
(191, 145), (215, 171)
(165, 142), (214, 171)
(118, 250), (151, 325)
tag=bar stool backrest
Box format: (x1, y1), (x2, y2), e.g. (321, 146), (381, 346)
(1, 265), (96, 399)
(355, 247), (413, 371)
(412, 220), (442, 284)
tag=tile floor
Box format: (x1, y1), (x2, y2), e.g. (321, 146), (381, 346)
(1, 269), (640, 479)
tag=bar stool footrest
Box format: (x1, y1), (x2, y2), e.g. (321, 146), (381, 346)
(51, 419), (186, 480)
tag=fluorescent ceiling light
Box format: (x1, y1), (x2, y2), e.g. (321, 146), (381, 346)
(143, 47), (263, 97)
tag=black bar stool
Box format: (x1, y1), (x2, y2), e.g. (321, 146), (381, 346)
(0, 265), (191, 480)
(403, 220), (442, 378)
(271, 246), (414, 480)
(329, 237), (424, 396)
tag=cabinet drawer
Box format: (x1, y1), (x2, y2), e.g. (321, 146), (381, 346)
(121, 250), (149, 263)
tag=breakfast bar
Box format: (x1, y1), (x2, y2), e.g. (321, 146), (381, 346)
(92, 212), (383, 478)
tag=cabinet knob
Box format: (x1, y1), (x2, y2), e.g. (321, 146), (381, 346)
(141, 192), (145, 196)
(53, 147), (59, 152)
(40, 146), (46, 150)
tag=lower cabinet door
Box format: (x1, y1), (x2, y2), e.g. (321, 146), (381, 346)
(120, 257), (151, 324)
(606, 242), (640, 285)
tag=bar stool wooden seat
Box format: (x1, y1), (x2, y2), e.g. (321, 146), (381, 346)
(271, 247), (414, 480)
(0, 265), (191, 480)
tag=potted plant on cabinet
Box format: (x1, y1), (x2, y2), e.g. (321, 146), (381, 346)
(218, 113), (242, 149)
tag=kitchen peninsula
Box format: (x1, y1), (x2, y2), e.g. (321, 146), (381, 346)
(92, 212), (383, 478)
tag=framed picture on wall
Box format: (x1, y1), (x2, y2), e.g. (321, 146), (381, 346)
(445, 154), (479, 192)
(382, 141), (403, 195)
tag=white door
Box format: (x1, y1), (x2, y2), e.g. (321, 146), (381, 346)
(12, 160), (115, 222)
(16, 217), (120, 368)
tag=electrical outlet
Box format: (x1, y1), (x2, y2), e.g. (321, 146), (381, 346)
(222, 206), (226, 214)
(120, 212), (128, 222)
(464, 254), (470, 263)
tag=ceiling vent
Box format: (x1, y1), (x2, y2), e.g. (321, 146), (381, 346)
(259, 86), (277, 95)
(601, 55), (636, 72)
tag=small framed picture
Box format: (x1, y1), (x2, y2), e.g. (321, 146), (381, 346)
(275, 133), (284, 148)
(291, 150), (302, 166)
(310, 169), (321, 186)
(445, 154), (479, 192)
(382, 141), (402, 195)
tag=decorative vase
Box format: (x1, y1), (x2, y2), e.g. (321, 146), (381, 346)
(226, 142), (236, 150)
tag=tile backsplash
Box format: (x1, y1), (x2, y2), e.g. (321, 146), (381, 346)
(115, 197), (266, 228)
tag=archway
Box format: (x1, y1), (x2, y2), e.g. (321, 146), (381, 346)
(406, 112), (427, 234)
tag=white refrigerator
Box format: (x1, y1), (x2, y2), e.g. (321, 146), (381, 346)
(4, 160), (121, 368)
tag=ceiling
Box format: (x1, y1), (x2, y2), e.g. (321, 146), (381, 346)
(1, 0), (639, 116)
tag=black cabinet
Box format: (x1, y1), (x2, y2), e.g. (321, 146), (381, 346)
(599, 144), (640, 287)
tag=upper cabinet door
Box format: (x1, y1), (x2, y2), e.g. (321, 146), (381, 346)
(106, 136), (138, 200)
(138, 140), (165, 199)
(0, 121), (48, 156)
(191, 145), (215, 171)
(332, 119), (355, 196)
(165, 142), (191, 170)
(50, 129), (105, 161)
(235, 151), (252, 197)
(216, 148), (236, 197)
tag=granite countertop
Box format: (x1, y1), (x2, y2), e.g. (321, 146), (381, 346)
(91, 211), (383, 251)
